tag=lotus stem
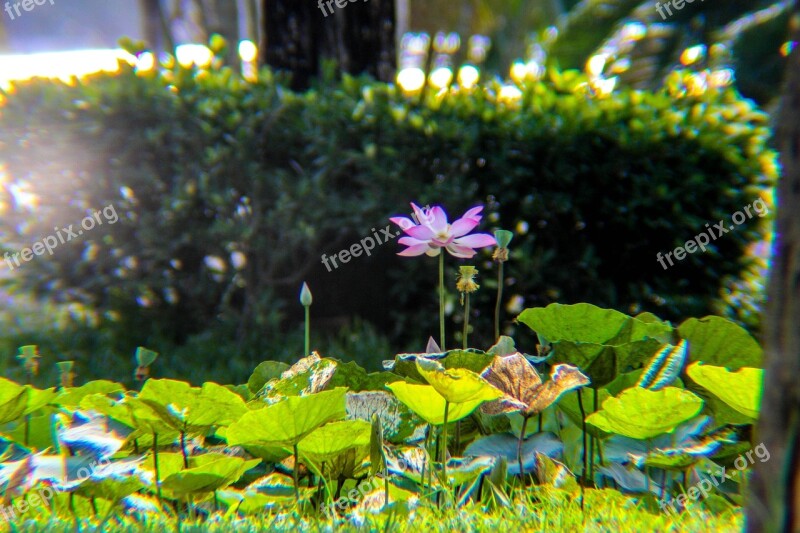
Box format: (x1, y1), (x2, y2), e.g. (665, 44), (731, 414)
(589, 390), (597, 481)
(293, 443), (300, 503)
(153, 432), (162, 503)
(594, 388), (604, 466)
(421, 427), (428, 493)
(441, 400), (450, 488)
(439, 252), (446, 350)
(494, 262), (504, 340)
(304, 305), (310, 356)
(180, 430), (189, 469)
(518, 415), (529, 484)
(577, 389), (588, 486)
(24, 370), (31, 446)
(462, 293), (470, 349)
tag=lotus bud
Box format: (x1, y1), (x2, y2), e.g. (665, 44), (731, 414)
(300, 282), (313, 307)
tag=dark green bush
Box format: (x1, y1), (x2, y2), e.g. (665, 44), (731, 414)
(0, 62), (775, 381)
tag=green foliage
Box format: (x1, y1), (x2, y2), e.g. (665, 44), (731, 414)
(0, 61), (775, 379)
(518, 303), (672, 387)
(686, 362), (763, 421)
(585, 386), (704, 439)
(546, 0), (790, 105)
(0, 303), (767, 527)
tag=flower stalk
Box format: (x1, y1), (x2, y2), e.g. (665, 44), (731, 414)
(456, 266), (480, 349)
(439, 253), (446, 351)
(300, 282), (313, 356)
(492, 230), (513, 340)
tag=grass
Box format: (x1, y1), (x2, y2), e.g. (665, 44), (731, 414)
(4, 488), (742, 532)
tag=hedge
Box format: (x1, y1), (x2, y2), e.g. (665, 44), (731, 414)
(0, 61), (776, 380)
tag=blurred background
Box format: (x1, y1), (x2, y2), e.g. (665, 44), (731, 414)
(0, 0), (789, 386)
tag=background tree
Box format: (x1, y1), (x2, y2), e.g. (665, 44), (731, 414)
(747, 4), (800, 531)
(139, 0), (174, 56)
(261, 0), (395, 90)
(139, 0), (240, 68)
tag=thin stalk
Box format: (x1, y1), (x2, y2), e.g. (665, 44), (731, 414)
(494, 261), (504, 340)
(293, 443), (300, 503)
(421, 426), (430, 493)
(180, 430), (189, 468)
(577, 389), (588, 486)
(152, 432), (162, 503)
(304, 305), (310, 355)
(594, 388), (604, 466)
(441, 401), (450, 487)
(589, 435), (595, 481)
(462, 293), (470, 349)
(538, 412), (543, 433)
(24, 371), (32, 446)
(518, 415), (529, 483)
(439, 252), (446, 350)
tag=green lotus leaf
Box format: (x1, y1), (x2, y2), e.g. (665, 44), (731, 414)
(125, 398), (182, 437)
(255, 354), (337, 403)
(225, 388), (347, 448)
(138, 379), (248, 432)
(327, 360), (403, 391)
(390, 349), (494, 382)
(79, 394), (138, 431)
(160, 454), (260, 495)
(7, 412), (55, 450)
(518, 303), (673, 387)
(24, 387), (57, 415)
(585, 387), (704, 439)
(76, 475), (145, 501)
(487, 336), (517, 356)
(434, 456), (495, 486)
(57, 381), (125, 407)
(439, 350), (495, 373)
(415, 358), (503, 404)
(642, 451), (704, 470)
(237, 444), (291, 463)
(247, 361), (290, 394)
(218, 473), (316, 512)
(678, 316), (763, 369)
(0, 378), (29, 424)
(140, 452), (186, 482)
(686, 363), (762, 420)
(535, 453), (579, 492)
(385, 382), (485, 425)
(297, 420), (371, 460)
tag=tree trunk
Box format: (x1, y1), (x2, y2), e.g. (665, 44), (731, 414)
(140, 0), (174, 55)
(747, 2), (800, 531)
(245, 0), (260, 44)
(207, 0), (240, 70)
(0, 14), (9, 53)
(261, 0), (395, 91)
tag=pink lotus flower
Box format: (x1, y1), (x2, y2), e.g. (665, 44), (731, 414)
(390, 203), (497, 259)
